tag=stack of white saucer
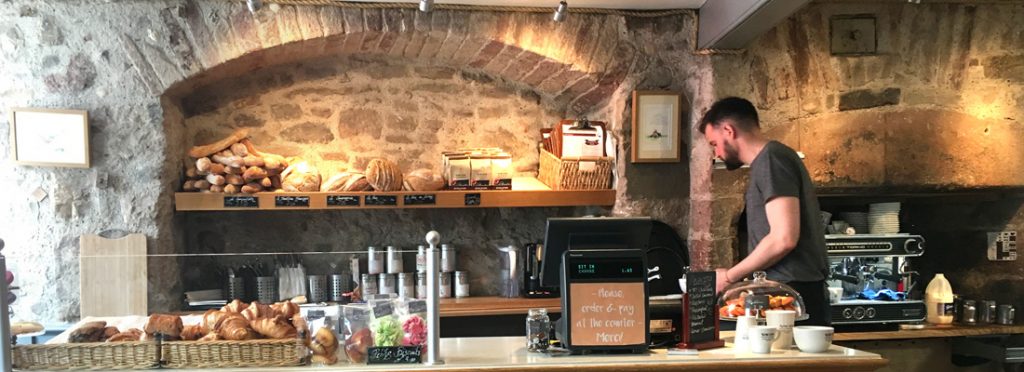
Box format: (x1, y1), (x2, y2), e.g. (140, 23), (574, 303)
(868, 202), (900, 234)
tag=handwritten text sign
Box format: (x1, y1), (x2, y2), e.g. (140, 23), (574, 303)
(569, 282), (646, 346)
(686, 271), (717, 344)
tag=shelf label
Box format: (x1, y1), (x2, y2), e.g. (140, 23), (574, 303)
(403, 194), (436, 206)
(367, 346), (422, 364)
(365, 195), (398, 206)
(275, 196), (310, 207)
(464, 193), (481, 206)
(223, 196), (258, 208)
(327, 195), (361, 207)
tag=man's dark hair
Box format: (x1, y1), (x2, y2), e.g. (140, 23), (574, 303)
(698, 97), (760, 134)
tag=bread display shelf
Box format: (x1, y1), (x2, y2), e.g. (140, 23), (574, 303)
(175, 177), (615, 211)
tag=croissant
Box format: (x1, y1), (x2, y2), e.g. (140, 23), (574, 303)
(180, 324), (205, 341)
(241, 301), (273, 321)
(250, 317), (298, 339)
(309, 326), (338, 356)
(107, 328), (143, 342)
(198, 332), (222, 342)
(201, 310), (229, 334)
(292, 316), (309, 342)
(271, 301), (299, 321)
(221, 299), (248, 313)
(144, 314), (183, 338)
(216, 314), (255, 341)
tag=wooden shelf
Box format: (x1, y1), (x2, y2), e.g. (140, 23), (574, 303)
(175, 177), (615, 211)
(440, 296), (561, 317)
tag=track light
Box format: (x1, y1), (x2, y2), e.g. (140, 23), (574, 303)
(247, 0), (263, 13)
(419, 0), (434, 12)
(553, 0), (568, 22)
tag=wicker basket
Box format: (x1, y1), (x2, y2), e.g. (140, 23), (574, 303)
(538, 149), (613, 190)
(160, 339), (307, 369)
(12, 341), (159, 370)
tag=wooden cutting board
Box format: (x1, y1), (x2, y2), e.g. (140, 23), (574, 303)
(79, 234), (148, 317)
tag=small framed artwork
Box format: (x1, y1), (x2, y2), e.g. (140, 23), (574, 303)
(830, 14), (877, 55)
(9, 107), (90, 168)
(631, 91), (681, 163)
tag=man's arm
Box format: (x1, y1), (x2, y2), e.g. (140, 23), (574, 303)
(716, 196), (801, 292)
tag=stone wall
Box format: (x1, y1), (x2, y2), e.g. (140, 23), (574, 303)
(698, 2), (1024, 268)
(0, 0), (708, 323)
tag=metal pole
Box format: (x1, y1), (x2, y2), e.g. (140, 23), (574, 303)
(0, 238), (12, 372)
(423, 231), (444, 365)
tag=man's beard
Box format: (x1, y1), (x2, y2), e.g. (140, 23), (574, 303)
(723, 144), (743, 170)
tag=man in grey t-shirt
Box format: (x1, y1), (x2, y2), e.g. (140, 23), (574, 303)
(699, 97), (830, 326)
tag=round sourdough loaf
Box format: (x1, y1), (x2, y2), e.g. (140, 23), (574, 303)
(366, 159), (402, 191)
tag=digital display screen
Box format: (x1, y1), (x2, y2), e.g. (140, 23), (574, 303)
(569, 257), (643, 280)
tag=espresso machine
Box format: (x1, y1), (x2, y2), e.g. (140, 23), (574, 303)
(826, 234), (926, 328)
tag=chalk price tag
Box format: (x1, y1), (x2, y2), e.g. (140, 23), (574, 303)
(403, 194), (436, 206)
(367, 346), (422, 364)
(223, 196), (258, 208)
(327, 195), (360, 207)
(365, 195), (398, 206)
(274, 195), (309, 207)
(464, 193), (481, 206)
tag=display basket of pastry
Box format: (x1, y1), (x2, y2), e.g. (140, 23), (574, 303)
(12, 321), (158, 370)
(717, 271), (808, 321)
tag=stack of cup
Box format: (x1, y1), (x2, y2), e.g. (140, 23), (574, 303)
(733, 315), (757, 353)
(766, 310), (796, 350)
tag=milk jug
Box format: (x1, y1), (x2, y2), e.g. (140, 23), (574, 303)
(925, 273), (954, 324)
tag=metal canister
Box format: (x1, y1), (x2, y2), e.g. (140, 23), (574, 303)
(980, 300), (998, 324)
(387, 246), (403, 274)
(416, 272), (427, 299)
(961, 300), (977, 324)
(307, 275), (327, 303)
(439, 271), (452, 298)
(367, 246), (384, 275)
(329, 274), (350, 302)
(441, 244), (457, 272)
(361, 273), (378, 296)
(998, 305), (1016, 325)
(379, 273), (396, 295)
(398, 272), (415, 298)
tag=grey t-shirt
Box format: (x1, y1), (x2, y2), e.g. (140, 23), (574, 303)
(745, 141), (828, 283)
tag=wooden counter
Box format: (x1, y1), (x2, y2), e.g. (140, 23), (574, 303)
(211, 336), (888, 372)
(722, 323), (1024, 342)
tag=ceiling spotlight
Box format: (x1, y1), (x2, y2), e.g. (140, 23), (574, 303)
(553, 0), (568, 22)
(420, 0), (434, 12)
(247, 0), (263, 13)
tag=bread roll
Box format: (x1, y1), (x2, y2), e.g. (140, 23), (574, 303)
(403, 168), (445, 191)
(281, 161), (321, 192)
(366, 158), (402, 191)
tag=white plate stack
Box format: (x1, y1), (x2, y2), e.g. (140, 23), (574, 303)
(840, 212), (869, 234)
(868, 202), (901, 234)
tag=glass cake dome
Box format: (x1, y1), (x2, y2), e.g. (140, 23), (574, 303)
(718, 271), (808, 321)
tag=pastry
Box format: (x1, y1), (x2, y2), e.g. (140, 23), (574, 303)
(250, 317), (298, 339)
(107, 328), (142, 342)
(222, 299), (248, 314)
(216, 314), (255, 341)
(271, 301), (299, 321)
(311, 326), (339, 356)
(202, 310), (229, 334)
(69, 321), (107, 343)
(198, 332), (222, 341)
(366, 158), (402, 191)
(241, 301), (273, 321)
(180, 324), (205, 341)
(144, 314), (183, 338)
(101, 326), (120, 341)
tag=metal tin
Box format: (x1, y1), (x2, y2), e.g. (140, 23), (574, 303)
(379, 273), (396, 295)
(367, 246), (384, 275)
(416, 245), (426, 273)
(398, 272), (415, 298)
(227, 276), (245, 301)
(439, 271), (452, 298)
(329, 274), (349, 302)
(307, 275), (327, 303)
(998, 305), (1016, 325)
(455, 271), (470, 298)
(256, 276), (277, 303)
(980, 300), (997, 324)
(361, 273), (378, 296)
(387, 246), (403, 274)
(961, 300), (977, 324)
(441, 244), (457, 272)
(416, 272), (427, 299)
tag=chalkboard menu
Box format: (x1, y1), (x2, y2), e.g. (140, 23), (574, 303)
(326, 195), (360, 207)
(365, 195), (398, 206)
(676, 271), (725, 350)
(403, 194), (436, 206)
(464, 193), (481, 206)
(274, 195), (309, 207)
(367, 346), (422, 364)
(223, 196), (258, 208)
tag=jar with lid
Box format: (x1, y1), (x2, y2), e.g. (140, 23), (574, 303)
(361, 273), (378, 296)
(439, 272), (452, 298)
(526, 308), (551, 352)
(416, 272), (427, 299)
(387, 246), (403, 274)
(455, 271), (470, 298)
(398, 273), (415, 298)
(441, 244), (457, 272)
(961, 300), (977, 324)
(416, 245), (426, 273)
(980, 300), (997, 324)
(367, 246), (384, 275)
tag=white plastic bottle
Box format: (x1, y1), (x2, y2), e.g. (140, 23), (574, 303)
(925, 273), (954, 324)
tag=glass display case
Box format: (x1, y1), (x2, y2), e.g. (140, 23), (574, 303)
(718, 271), (808, 321)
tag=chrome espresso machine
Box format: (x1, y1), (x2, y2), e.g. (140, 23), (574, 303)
(826, 234), (926, 329)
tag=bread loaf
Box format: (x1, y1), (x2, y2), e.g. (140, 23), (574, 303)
(403, 168), (445, 191)
(230, 143), (248, 157)
(281, 161), (321, 192)
(243, 155), (265, 167)
(366, 159), (402, 191)
(241, 182), (263, 194)
(320, 172), (352, 192)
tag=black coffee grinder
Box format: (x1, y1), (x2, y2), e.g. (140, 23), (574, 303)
(524, 243), (558, 298)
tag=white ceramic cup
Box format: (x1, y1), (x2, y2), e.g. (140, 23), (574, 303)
(793, 326), (834, 353)
(828, 287), (844, 304)
(733, 315), (758, 353)
(747, 326), (779, 354)
(765, 310), (796, 350)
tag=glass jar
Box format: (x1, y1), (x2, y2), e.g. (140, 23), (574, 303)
(416, 245), (426, 273)
(526, 308), (551, 352)
(361, 273), (378, 296)
(439, 272), (452, 298)
(379, 273), (396, 295)
(961, 300), (977, 324)
(398, 272), (415, 298)
(416, 272), (426, 300)
(718, 271), (808, 321)
(455, 271), (470, 298)
(387, 246), (403, 274)
(441, 244), (456, 272)
(367, 246), (384, 275)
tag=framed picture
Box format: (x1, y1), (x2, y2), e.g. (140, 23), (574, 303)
(9, 107), (90, 168)
(631, 91), (681, 163)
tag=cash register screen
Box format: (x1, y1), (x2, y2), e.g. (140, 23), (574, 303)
(567, 256), (647, 346)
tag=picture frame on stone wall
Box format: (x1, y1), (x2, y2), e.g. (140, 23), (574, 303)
(9, 107), (90, 168)
(631, 90), (681, 163)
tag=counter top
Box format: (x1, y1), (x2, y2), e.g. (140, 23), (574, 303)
(211, 336), (887, 372)
(722, 324), (1024, 342)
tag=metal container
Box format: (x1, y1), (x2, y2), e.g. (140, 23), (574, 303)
(398, 272), (415, 298)
(387, 246), (403, 274)
(998, 305), (1016, 325)
(307, 275), (327, 303)
(961, 300), (977, 324)
(455, 271), (470, 298)
(329, 274), (350, 302)
(980, 300), (998, 324)
(367, 246), (384, 275)
(416, 272), (427, 299)
(256, 276), (277, 303)
(361, 273), (378, 296)
(379, 273), (396, 295)
(227, 276), (245, 301)
(441, 244), (457, 272)
(439, 271), (452, 298)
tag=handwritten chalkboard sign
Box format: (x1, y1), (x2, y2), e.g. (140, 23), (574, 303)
(274, 195), (309, 207)
(371, 300), (394, 318)
(365, 195), (398, 206)
(464, 193), (481, 206)
(367, 346), (422, 364)
(676, 271), (725, 350)
(223, 196), (258, 208)
(326, 195), (360, 207)
(403, 194), (436, 206)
